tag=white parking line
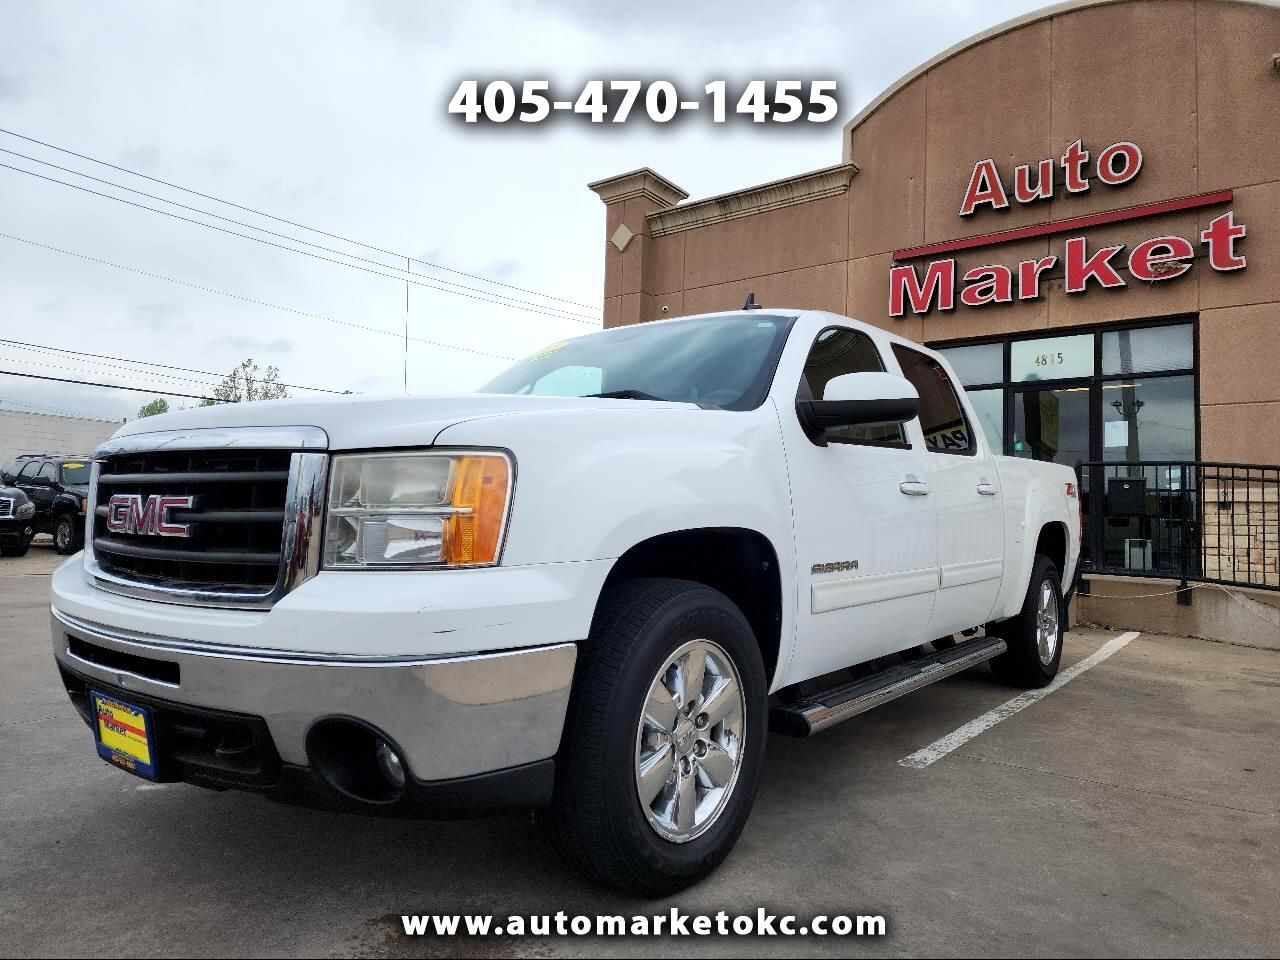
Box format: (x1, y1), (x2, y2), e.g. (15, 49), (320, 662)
(898, 631), (1140, 770)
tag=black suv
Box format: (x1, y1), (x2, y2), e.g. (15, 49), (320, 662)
(0, 483), (36, 556)
(2, 454), (91, 555)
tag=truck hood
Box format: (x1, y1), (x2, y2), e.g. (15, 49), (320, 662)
(105, 393), (697, 451)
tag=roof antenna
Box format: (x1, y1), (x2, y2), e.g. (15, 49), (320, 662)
(743, 291), (762, 310)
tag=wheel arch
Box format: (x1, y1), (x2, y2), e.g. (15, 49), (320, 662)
(1035, 521), (1068, 576)
(593, 527), (785, 686)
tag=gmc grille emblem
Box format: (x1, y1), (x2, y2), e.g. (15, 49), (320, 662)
(106, 494), (195, 537)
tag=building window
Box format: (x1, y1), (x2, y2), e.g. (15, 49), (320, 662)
(937, 342), (1002, 387)
(966, 387), (1005, 453)
(1102, 325), (1194, 376)
(1010, 334), (1094, 382)
(1101, 375), (1196, 462)
(935, 319), (1197, 469)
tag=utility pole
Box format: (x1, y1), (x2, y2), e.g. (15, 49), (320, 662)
(404, 256), (410, 394)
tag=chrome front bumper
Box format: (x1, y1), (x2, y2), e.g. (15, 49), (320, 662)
(51, 606), (577, 783)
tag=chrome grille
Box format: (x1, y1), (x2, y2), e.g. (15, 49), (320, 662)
(0, 498), (12, 519)
(94, 448), (293, 588)
(85, 426), (328, 608)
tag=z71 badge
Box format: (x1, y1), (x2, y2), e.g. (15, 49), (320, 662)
(811, 560), (859, 574)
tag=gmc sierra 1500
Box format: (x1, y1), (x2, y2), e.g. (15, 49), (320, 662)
(51, 309), (1078, 895)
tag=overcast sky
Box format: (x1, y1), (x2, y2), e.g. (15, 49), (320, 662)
(0, 0), (1048, 423)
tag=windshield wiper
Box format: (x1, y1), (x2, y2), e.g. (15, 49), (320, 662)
(585, 390), (667, 401)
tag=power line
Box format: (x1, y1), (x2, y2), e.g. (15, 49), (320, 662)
(0, 160), (599, 325)
(0, 349), (297, 395)
(0, 231), (520, 362)
(0, 394), (113, 421)
(0, 126), (600, 313)
(0, 336), (345, 394)
(0, 145), (600, 324)
(0, 352), (231, 391)
(0, 368), (219, 402)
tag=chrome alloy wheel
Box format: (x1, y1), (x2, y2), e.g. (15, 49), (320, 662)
(55, 519), (72, 551)
(634, 638), (746, 844)
(1036, 579), (1060, 665)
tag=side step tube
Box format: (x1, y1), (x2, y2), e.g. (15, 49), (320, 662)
(770, 635), (1007, 737)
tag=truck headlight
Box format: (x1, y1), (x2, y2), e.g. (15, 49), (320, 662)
(15, 501), (34, 520)
(322, 451), (512, 569)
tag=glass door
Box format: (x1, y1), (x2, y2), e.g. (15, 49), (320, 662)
(1010, 383), (1093, 470)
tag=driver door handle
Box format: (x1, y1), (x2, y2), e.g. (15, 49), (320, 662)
(977, 481), (998, 496)
(899, 476), (931, 496)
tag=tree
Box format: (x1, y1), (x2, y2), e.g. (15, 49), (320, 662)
(200, 359), (290, 405)
(136, 397), (170, 418)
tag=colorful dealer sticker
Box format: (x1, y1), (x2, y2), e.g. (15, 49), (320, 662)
(62, 462), (85, 469)
(522, 340), (568, 362)
(91, 691), (158, 780)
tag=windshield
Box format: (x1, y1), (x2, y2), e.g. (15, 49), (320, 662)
(60, 462), (91, 485)
(478, 313), (795, 410)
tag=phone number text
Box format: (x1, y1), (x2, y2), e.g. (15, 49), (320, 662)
(448, 80), (839, 124)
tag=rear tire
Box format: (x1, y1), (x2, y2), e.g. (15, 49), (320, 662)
(544, 577), (767, 896)
(54, 515), (82, 555)
(989, 555), (1063, 688)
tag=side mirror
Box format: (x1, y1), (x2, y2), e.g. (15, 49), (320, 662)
(797, 372), (919, 444)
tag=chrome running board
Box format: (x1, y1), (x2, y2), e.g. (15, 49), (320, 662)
(770, 635), (1007, 737)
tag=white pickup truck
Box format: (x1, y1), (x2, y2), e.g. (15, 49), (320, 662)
(51, 308), (1078, 895)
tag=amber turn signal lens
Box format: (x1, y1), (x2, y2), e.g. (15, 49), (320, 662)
(442, 455), (511, 565)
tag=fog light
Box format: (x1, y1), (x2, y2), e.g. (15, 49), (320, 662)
(376, 740), (406, 789)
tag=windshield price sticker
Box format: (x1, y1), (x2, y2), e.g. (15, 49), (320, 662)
(448, 79), (839, 124)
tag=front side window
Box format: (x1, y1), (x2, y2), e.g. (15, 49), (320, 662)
(36, 461), (55, 481)
(799, 327), (905, 446)
(479, 313), (794, 411)
(893, 345), (976, 455)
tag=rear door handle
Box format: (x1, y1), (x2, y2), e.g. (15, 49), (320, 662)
(977, 481), (998, 496)
(899, 477), (931, 496)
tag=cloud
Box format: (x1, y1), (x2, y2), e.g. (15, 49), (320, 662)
(213, 336), (294, 355)
(0, 0), (1051, 420)
(119, 144), (162, 171)
(0, 72), (29, 103)
(347, 0), (461, 44)
(131, 302), (189, 334)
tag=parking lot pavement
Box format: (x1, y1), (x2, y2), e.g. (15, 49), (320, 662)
(2, 552), (1277, 959)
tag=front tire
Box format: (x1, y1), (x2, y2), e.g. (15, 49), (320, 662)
(544, 578), (767, 896)
(54, 515), (82, 555)
(0, 539), (29, 557)
(989, 555), (1063, 688)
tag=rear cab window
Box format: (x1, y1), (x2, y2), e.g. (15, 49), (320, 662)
(891, 345), (977, 456)
(60, 461), (91, 485)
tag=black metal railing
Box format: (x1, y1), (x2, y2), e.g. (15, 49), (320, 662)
(1079, 461), (1280, 595)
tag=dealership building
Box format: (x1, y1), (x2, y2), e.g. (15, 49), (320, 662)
(589, 0), (1280, 640)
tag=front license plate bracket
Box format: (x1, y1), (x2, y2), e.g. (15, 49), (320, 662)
(91, 691), (158, 780)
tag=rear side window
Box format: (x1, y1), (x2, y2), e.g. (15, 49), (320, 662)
(892, 345), (976, 456)
(799, 327), (905, 446)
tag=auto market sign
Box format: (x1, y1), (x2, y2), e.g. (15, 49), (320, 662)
(889, 139), (1248, 317)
